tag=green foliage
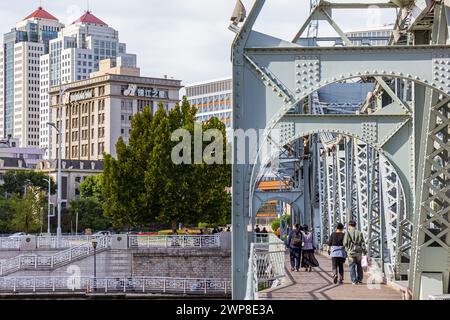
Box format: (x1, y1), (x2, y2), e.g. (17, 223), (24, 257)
(79, 175), (104, 200)
(9, 187), (44, 234)
(198, 222), (209, 229)
(68, 198), (111, 232)
(271, 215), (290, 233)
(0, 198), (14, 233)
(102, 97), (231, 229)
(0, 170), (56, 197)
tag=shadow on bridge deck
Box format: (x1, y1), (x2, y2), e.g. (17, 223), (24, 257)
(258, 254), (403, 300)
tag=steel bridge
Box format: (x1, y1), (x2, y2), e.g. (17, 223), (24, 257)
(230, 0), (450, 300)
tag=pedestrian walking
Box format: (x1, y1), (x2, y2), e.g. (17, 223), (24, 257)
(343, 220), (367, 285)
(301, 225), (319, 272)
(286, 224), (303, 272)
(261, 227), (269, 241)
(328, 223), (347, 284)
(255, 225), (261, 241)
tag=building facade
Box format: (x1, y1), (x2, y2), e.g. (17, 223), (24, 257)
(345, 25), (393, 46)
(184, 77), (232, 131)
(0, 7), (64, 148)
(49, 58), (181, 161)
(40, 11), (136, 159)
(37, 159), (103, 209)
(0, 143), (44, 169)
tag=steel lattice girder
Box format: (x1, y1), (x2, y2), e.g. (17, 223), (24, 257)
(336, 150), (348, 226)
(231, 0), (450, 299)
(379, 155), (411, 278)
(316, 146), (329, 246)
(367, 147), (382, 259)
(353, 141), (371, 243)
(325, 154), (337, 235)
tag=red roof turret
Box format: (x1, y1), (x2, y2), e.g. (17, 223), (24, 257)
(24, 7), (58, 21)
(72, 11), (108, 26)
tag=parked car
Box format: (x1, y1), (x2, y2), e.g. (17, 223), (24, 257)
(8, 232), (26, 239)
(92, 231), (112, 236)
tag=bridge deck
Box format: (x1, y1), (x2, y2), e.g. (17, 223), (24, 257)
(258, 254), (402, 300)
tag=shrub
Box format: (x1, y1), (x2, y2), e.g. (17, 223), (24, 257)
(271, 215), (290, 233)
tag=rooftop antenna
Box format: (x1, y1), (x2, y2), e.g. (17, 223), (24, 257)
(39, 0), (42, 8)
(86, 0), (90, 12)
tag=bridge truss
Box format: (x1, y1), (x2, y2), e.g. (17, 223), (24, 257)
(231, 0), (450, 300)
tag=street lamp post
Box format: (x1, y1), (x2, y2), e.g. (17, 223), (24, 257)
(43, 178), (52, 236)
(23, 179), (31, 235)
(47, 88), (65, 242)
(46, 88), (66, 241)
(92, 239), (98, 292)
(40, 206), (44, 235)
(47, 121), (61, 240)
(75, 210), (79, 235)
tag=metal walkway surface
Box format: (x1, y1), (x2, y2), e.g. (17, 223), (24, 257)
(258, 254), (402, 300)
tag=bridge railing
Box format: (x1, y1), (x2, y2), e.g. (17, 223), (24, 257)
(0, 235), (107, 250)
(245, 233), (286, 300)
(0, 276), (231, 295)
(0, 238), (20, 250)
(128, 235), (221, 249)
(36, 236), (105, 249)
(0, 236), (110, 276)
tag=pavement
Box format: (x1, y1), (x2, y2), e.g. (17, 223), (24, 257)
(258, 253), (403, 300)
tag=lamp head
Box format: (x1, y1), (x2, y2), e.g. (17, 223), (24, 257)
(92, 239), (98, 249)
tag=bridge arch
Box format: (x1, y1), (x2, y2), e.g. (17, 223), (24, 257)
(247, 75), (450, 223)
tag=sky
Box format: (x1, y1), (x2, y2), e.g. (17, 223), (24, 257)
(0, 0), (397, 85)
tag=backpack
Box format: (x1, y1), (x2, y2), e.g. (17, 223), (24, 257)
(292, 231), (302, 247)
(348, 231), (363, 255)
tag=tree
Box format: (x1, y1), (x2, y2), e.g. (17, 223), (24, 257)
(79, 175), (103, 200)
(9, 186), (44, 234)
(271, 215), (290, 234)
(0, 170), (56, 197)
(102, 105), (155, 228)
(102, 97), (231, 229)
(0, 198), (14, 233)
(68, 198), (111, 232)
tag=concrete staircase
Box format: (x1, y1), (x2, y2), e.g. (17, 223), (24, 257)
(0, 236), (110, 277)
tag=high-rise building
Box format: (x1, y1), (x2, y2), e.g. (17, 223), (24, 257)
(184, 77), (232, 132)
(345, 25), (393, 46)
(48, 58), (181, 161)
(0, 7), (64, 148)
(39, 10), (136, 159)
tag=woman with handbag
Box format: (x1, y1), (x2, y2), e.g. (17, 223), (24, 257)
(301, 225), (319, 272)
(328, 223), (347, 284)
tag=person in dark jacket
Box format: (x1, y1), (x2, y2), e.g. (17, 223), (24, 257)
(343, 220), (367, 285)
(328, 223), (347, 284)
(287, 224), (303, 272)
